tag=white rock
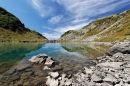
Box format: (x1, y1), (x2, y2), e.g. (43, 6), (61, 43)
(43, 66), (50, 70)
(91, 74), (102, 82)
(113, 52), (124, 58)
(97, 62), (123, 69)
(103, 74), (118, 82)
(65, 81), (72, 86)
(45, 57), (54, 65)
(29, 54), (55, 66)
(124, 83), (130, 86)
(46, 76), (59, 86)
(101, 82), (113, 86)
(49, 72), (59, 79)
(29, 56), (39, 63)
(84, 67), (93, 74)
(58, 77), (62, 80)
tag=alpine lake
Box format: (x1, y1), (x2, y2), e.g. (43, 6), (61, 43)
(0, 42), (110, 85)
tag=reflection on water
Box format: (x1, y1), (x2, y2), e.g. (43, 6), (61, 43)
(0, 42), (109, 74)
(0, 42), (110, 85)
(61, 42), (109, 59)
(0, 43), (43, 74)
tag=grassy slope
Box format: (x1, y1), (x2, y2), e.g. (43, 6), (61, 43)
(94, 11), (130, 42)
(59, 10), (130, 42)
(0, 27), (47, 41)
(0, 7), (47, 41)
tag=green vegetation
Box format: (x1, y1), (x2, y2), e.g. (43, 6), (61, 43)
(0, 7), (47, 41)
(60, 10), (130, 42)
(61, 30), (75, 37)
(94, 10), (130, 42)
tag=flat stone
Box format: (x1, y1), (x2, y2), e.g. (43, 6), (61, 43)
(103, 74), (118, 83)
(31, 77), (47, 86)
(97, 62), (123, 69)
(45, 57), (54, 66)
(84, 67), (93, 74)
(49, 72), (59, 79)
(91, 74), (102, 82)
(10, 75), (20, 81)
(51, 65), (62, 71)
(16, 64), (32, 71)
(3, 68), (16, 75)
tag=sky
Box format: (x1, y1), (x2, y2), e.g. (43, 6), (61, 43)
(0, 0), (130, 39)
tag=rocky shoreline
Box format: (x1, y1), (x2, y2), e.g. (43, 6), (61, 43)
(0, 42), (130, 86)
(45, 42), (130, 86)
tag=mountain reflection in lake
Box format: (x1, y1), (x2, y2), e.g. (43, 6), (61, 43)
(0, 42), (110, 85)
(0, 43), (43, 74)
(0, 42), (109, 74)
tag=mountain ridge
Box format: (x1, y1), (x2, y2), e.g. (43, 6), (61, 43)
(59, 10), (130, 42)
(0, 7), (47, 42)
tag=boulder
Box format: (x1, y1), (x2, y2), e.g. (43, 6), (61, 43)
(46, 76), (59, 86)
(84, 67), (93, 74)
(45, 57), (55, 66)
(43, 66), (50, 70)
(29, 54), (47, 63)
(103, 74), (118, 83)
(113, 52), (124, 58)
(49, 72), (59, 79)
(29, 54), (55, 66)
(97, 62), (123, 69)
(107, 42), (130, 55)
(91, 73), (102, 82)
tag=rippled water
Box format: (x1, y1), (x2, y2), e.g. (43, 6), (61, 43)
(0, 42), (109, 74)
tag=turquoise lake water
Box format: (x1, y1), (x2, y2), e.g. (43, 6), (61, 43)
(0, 42), (109, 74)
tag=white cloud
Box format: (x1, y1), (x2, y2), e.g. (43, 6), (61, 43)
(55, 23), (88, 33)
(48, 15), (63, 24)
(56, 0), (130, 19)
(71, 18), (88, 24)
(30, 0), (53, 17)
(42, 23), (88, 39)
(42, 32), (61, 39)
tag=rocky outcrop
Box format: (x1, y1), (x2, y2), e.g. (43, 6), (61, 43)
(107, 42), (130, 55)
(46, 42), (130, 86)
(29, 54), (55, 66)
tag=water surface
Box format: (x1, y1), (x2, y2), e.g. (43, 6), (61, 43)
(0, 42), (109, 74)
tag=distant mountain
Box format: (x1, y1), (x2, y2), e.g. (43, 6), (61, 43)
(59, 10), (130, 42)
(0, 7), (47, 42)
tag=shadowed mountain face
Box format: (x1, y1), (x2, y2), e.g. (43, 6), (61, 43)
(0, 7), (47, 41)
(0, 43), (43, 74)
(59, 10), (130, 42)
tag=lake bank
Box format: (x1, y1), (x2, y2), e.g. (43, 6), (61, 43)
(45, 42), (130, 86)
(0, 42), (116, 86)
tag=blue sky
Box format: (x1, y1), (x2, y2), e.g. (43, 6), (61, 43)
(0, 0), (130, 39)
